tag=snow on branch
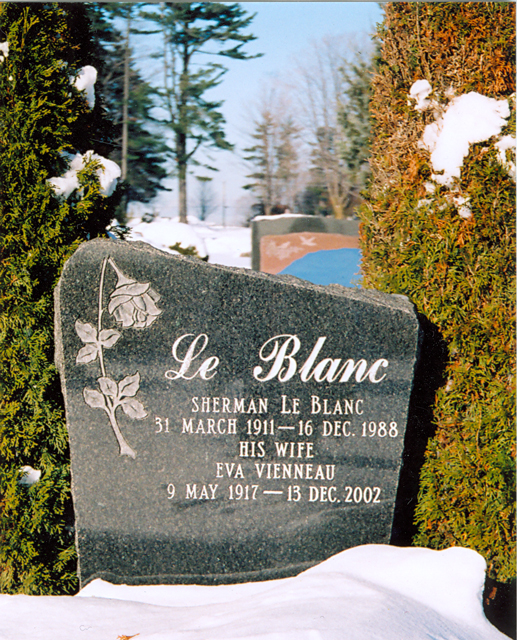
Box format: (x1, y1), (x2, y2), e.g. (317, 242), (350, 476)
(495, 134), (516, 181)
(408, 79), (436, 112)
(72, 65), (97, 109)
(409, 81), (514, 219)
(48, 151), (121, 199)
(0, 41), (9, 63)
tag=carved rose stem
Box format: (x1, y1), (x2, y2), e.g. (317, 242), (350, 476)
(106, 405), (136, 459)
(98, 257), (107, 378)
(97, 256), (136, 459)
(78, 257), (155, 459)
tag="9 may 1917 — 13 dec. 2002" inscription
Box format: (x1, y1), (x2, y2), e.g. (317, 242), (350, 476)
(55, 239), (421, 588)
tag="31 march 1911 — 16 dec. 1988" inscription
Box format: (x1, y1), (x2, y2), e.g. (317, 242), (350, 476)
(55, 239), (421, 588)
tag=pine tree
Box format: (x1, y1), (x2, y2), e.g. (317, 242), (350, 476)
(361, 2), (515, 586)
(0, 3), (121, 594)
(244, 94), (300, 215)
(141, 2), (259, 223)
(86, 4), (169, 218)
(339, 49), (373, 192)
(244, 108), (278, 216)
(275, 117), (300, 211)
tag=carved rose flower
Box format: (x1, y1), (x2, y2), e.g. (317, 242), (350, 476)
(107, 259), (161, 328)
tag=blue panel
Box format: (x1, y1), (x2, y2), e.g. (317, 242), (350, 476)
(279, 248), (362, 287)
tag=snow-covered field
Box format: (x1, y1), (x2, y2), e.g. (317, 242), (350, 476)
(0, 545), (508, 640)
(127, 216), (252, 269)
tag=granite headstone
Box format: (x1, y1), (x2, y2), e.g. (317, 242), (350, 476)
(251, 215), (360, 286)
(55, 239), (420, 587)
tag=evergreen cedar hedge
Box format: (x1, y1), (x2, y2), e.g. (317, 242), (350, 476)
(360, 2), (515, 583)
(0, 4), (119, 593)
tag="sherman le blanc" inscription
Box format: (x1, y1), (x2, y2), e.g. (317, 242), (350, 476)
(55, 239), (420, 587)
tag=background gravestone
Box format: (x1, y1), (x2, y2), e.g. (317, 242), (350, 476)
(251, 215), (360, 286)
(55, 239), (420, 587)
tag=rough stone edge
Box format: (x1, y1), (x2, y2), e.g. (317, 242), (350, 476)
(54, 271), (65, 382)
(62, 238), (416, 314)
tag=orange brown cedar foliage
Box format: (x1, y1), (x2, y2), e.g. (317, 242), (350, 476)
(360, 2), (515, 583)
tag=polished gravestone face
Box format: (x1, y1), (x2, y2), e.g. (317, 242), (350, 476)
(55, 239), (420, 587)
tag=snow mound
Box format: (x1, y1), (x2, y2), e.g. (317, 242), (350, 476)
(0, 545), (507, 640)
(127, 216), (252, 267)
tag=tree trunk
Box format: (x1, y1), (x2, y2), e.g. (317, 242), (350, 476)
(178, 131), (188, 223)
(121, 11), (130, 182)
(177, 40), (189, 224)
(330, 196), (344, 219)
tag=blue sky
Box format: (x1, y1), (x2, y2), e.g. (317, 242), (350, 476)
(134, 2), (384, 221)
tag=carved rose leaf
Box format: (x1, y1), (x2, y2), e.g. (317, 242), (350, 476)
(98, 376), (118, 398)
(75, 320), (97, 344)
(99, 328), (121, 349)
(121, 397), (147, 420)
(76, 343), (99, 365)
(83, 388), (106, 409)
(118, 372), (140, 398)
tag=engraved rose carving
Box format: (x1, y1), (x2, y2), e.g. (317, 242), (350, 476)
(107, 259), (161, 328)
(74, 256), (161, 458)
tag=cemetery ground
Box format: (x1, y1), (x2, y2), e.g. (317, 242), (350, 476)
(126, 214), (253, 269)
(1, 218), (512, 640)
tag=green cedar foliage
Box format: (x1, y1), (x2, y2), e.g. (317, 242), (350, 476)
(0, 3), (120, 594)
(361, 2), (515, 582)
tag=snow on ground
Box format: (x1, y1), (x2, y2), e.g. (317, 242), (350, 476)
(0, 545), (508, 640)
(128, 216), (252, 268)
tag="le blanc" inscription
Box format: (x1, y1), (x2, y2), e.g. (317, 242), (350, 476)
(165, 333), (389, 384)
